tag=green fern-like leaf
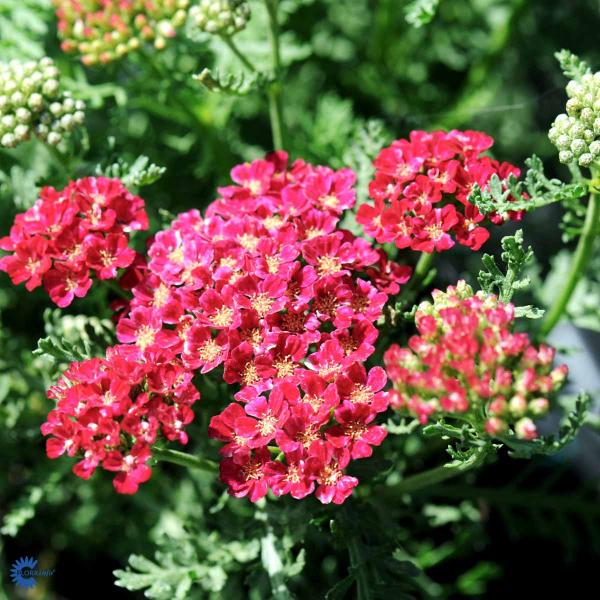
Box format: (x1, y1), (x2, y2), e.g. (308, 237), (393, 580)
(194, 68), (271, 95)
(478, 230), (542, 317)
(555, 49), (591, 82)
(115, 533), (260, 598)
(96, 155), (166, 189)
(470, 155), (587, 218)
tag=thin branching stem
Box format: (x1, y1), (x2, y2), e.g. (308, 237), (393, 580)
(379, 445), (492, 499)
(153, 447), (218, 473)
(540, 175), (600, 336)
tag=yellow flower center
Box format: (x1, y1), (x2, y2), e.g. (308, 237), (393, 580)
(317, 255), (342, 277)
(241, 362), (259, 386)
(168, 246), (185, 264)
(136, 325), (156, 350)
(305, 227), (324, 239)
(238, 233), (259, 251)
(211, 306), (234, 328)
(350, 384), (372, 404)
(319, 194), (339, 209)
(198, 339), (221, 362)
(153, 284), (170, 308)
(251, 293), (274, 318)
(274, 356), (295, 378)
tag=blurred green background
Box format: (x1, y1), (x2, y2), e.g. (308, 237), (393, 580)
(1, 1), (600, 598)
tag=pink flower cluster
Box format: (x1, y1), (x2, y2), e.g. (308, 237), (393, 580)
(384, 281), (568, 440)
(357, 130), (525, 252)
(114, 151), (409, 503)
(0, 177), (148, 307)
(41, 345), (199, 494)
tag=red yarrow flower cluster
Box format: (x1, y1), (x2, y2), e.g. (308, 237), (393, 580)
(0, 177), (148, 307)
(41, 344), (199, 493)
(357, 130), (526, 252)
(384, 281), (568, 440)
(114, 151), (409, 503)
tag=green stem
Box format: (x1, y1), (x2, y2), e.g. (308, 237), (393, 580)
(412, 252), (435, 288)
(264, 0), (285, 150)
(220, 35), (258, 72)
(539, 184), (600, 337)
(380, 445), (491, 499)
(400, 251), (436, 303)
(347, 535), (371, 600)
(153, 447), (218, 473)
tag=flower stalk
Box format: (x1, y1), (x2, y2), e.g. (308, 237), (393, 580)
(380, 445), (492, 499)
(153, 447), (219, 473)
(264, 0), (285, 150)
(540, 176), (600, 337)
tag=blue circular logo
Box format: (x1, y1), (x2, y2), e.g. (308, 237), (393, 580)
(10, 556), (39, 588)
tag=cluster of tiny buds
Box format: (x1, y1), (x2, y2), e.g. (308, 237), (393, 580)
(0, 57), (85, 148)
(384, 281), (568, 441)
(549, 71), (600, 166)
(188, 0), (251, 36)
(54, 0), (190, 65)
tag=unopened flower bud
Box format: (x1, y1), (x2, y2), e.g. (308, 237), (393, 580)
(15, 107), (31, 123)
(488, 396), (507, 415)
(1, 132), (16, 147)
(42, 79), (59, 97)
(509, 393), (528, 417)
(551, 364), (568, 388)
(485, 417), (507, 436)
(14, 124), (29, 140)
(47, 131), (62, 145)
(559, 150), (574, 163)
(529, 397), (549, 416)
(515, 417), (538, 440)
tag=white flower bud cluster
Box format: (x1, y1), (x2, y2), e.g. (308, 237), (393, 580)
(188, 0), (251, 36)
(0, 57), (85, 149)
(548, 71), (600, 167)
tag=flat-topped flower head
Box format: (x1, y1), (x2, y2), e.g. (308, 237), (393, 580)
(0, 177), (148, 306)
(384, 281), (568, 440)
(41, 346), (200, 494)
(95, 151), (404, 503)
(357, 130), (526, 253)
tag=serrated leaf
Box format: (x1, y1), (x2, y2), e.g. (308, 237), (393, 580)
(477, 230), (542, 317)
(555, 49), (591, 82)
(470, 155), (586, 219)
(194, 67), (272, 96)
(96, 155), (165, 189)
(34, 335), (91, 364)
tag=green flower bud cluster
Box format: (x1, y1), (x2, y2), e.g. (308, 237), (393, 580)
(0, 58), (85, 149)
(188, 0), (251, 36)
(549, 71), (600, 167)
